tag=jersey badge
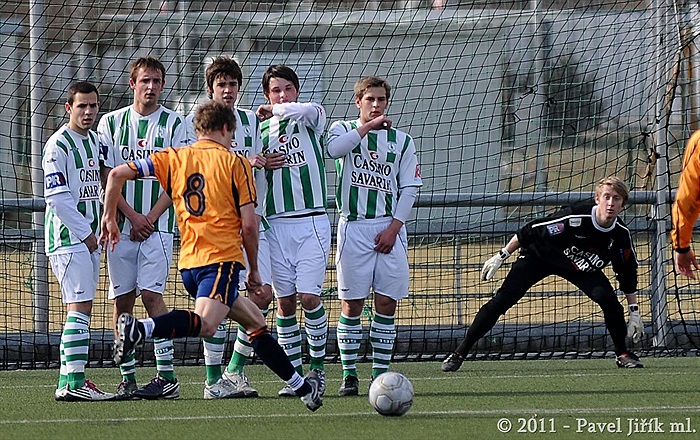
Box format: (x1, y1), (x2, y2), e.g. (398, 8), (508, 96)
(370, 151), (379, 160)
(414, 164), (421, 178)
(45, 172), (67, 189)
(137, 139), (148, 148)
(546, 222), (565, 236)
(569, 218), (582, 227)
(608, 239), (614, 249)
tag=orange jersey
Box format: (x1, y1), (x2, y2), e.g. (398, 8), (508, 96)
(671, 130), (700, 251)
(128, 140), (256, 269)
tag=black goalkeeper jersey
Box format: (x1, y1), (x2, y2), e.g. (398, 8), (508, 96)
(515, 202), (638, 293)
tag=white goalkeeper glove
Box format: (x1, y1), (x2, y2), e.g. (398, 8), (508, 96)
(481, 248), (510, 281)
(626, 304), (644, 344)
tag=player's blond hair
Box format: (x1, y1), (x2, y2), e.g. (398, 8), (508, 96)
(354, 76), (391, 101)
(596, 176), (629, 205)
(193, 100), (236, 137)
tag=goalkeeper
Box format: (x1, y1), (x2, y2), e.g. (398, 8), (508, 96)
(442, 176), (644, 372)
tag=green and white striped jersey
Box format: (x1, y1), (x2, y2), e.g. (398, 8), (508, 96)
(261, 102), (327, 218)
(328, 119), (423, 221)
(186, 107), (268, 221)
(98, 105), (188, 234)
(43, 126), (101, 254)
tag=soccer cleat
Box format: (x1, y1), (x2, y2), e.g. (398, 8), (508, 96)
(203, 376), (243, 400)
(113, 313), (144, 365)
(300, 370), (323, 412)
(222, 371), (259, 398)
(62, 380), (115, 402)
(133, 375), (180, 400)
(114, 379), (138, 401)
(312, 369), (326, 396)
(338, 375), (359, 397)
(54, 385), (68, 401)
(278, 383), (297, 397)
(441, 352), (464, 372)
(616, 352), (644, 368)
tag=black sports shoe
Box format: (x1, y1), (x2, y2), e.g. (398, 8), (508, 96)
(114, 313), (144, 365)
(338, 375), (359, 397)
(615, 352), (644, 368)
(441, 352), (464, 372)
(133, 375), (180, 400)
(300, 370), (323, 412)
(114, 379), (138, 401)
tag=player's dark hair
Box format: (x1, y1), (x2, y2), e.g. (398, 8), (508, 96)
(66, 81), (99, 104)
(354, 76), (391, 101)
(205, 56), (243, 98)
(130, 56), (166, 82)
(596, 176), (629, 205)
(194, 100), (237, 137)
(262, 64), (300, 96)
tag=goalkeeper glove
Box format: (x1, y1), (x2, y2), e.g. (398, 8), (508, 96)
(626, 304), (644, 344)
(481, 248), (510, 281)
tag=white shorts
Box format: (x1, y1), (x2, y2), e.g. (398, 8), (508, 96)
(49, 247), (101, 304)
(239, 229), (273, 290)
(106, 231), (174, 299)
(336, 216), (409, 301)
(267, 214), (330, 297)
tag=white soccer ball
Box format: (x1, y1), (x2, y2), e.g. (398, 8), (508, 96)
(368, 371), (414, 416)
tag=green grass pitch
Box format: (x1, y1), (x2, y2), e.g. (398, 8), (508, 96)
(1, 358), (699, 440)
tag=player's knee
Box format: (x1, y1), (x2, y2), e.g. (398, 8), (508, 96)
(299, 293), (320, 310)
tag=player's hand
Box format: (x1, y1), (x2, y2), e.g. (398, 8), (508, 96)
(481, 249), (510, 281)
(246, 269), (263, 296)
(263, 152), (285, 170)
(99, 217), (122, 252)
(248, 154), (266, 169)
(370, 115), (392, 130)
(256, 104), (274, 121)
(374, 226), (400, 254)
(673, 249), (699, 280)
(128, 213), (154, 242)
(82, 233), (99, 254)
(627, 305), (644, 344)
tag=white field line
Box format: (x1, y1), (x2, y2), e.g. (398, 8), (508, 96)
(2, 406), (700, 425)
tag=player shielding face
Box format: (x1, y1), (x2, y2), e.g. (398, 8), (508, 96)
(442, 177), (645, 373)
(97, 56), (188, 400)
(255, 64), (331, 397)
(327, 76), (422, 396)
(46, 81), (113, 401)
(101, 100), (323, 411)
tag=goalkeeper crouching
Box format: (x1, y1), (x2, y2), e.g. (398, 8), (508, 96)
(442, 176), (644, 371)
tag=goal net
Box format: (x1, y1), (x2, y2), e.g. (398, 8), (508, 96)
(0, 0), (697, 368)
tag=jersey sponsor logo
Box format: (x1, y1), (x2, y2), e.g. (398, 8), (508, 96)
(121, 147), (157, 161)
(45, 172), (67, 189)
(564, 245), (606, 272)
(370, 151), (379, 160)
(547, 222), (565, 236)
(231, 140), (239, 149)
(137, 139), (148, 148)
(569, 218), (582, 227)
(278, 134), (289, 144)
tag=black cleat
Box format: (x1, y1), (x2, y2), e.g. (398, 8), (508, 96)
(616, 352), (644, 368)
(441, 352), (464, 372)
(338, 375), (359, 397)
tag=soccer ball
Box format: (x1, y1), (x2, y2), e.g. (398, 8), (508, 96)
(368, 372), (414, 416)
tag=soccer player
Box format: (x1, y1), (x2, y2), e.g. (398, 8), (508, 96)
(45, 81), (114, 401)
(97, 57), (188, 400)
(671, 130), (700, 279)
(326, 76), (422, 396)
(256, 64), (330, 397)
(185, 56), (284, 399)
(441, 176), (645, 372)
(102, 100), (323, 412)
